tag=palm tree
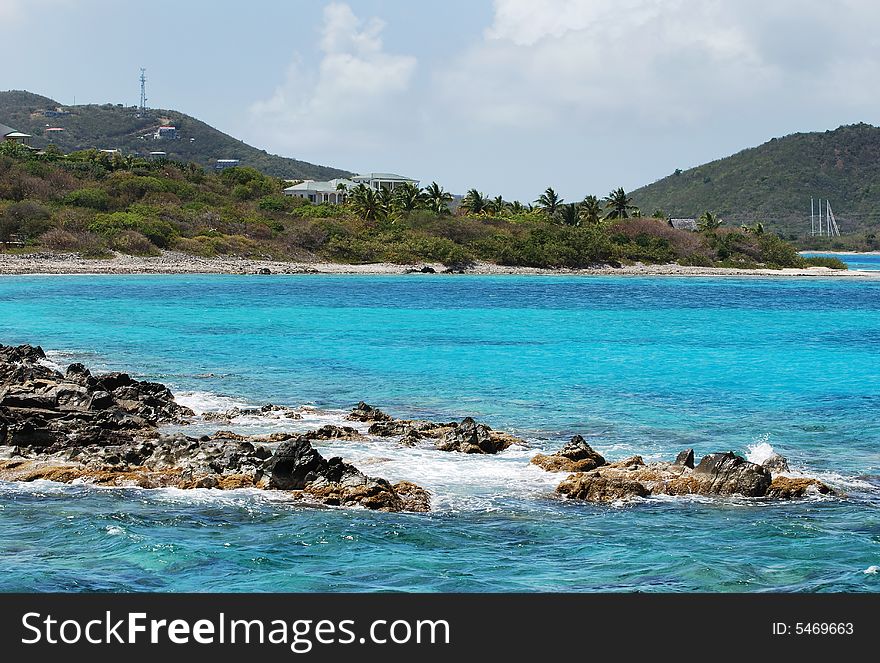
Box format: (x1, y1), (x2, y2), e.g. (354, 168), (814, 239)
(697, 210), (723, 231)
(579, 195), (602, 225)
(378, 186), (395, 216)
(424, 181), (453, 215)
(489, 195), (507, 215)
(393, 181), (425, 213)
(461, 188), (488, 214)
(603, 187), (639, 220)
(335, 181), (348, 203)
(348, 183), (383, 222)
(559, 203), (580, 226)
(508, 201), (527, 214)
(535, 187), (563, 216)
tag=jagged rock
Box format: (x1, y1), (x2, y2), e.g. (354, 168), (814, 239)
(608, 455), (646, 469)
(368, 420), (420, 437)
(674, 448), (695, 469)
(766, 476), (833, 499)
(436, 417), (520, 454)
(393, 481), (431, 512)
(761, 452), (790, 474)
(264, 437), (428, 512)
(347, 401), (392, 423)
(305, 425), (365, 441)
(202, 404), (302, 422)
(398, 429), (422, 447)
(556, 472), (649, 502)
(531, 435), (606, 472)
(689, 451), (772, 497)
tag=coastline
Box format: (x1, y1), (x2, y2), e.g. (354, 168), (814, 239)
(2, 250), (879, 278)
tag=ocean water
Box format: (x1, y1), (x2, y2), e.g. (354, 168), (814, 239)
(0, 274), (878, 592)
(802, 252), (880, 271)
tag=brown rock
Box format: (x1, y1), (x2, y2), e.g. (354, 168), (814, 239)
(766, 476), (834, 499)
(347, 401), (392, 422)
(556, 471), (649, 502)
(530, 435), (606, 473)
(392, 480), (432, 513)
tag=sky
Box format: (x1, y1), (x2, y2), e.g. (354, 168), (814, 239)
(2, 0), (879, 201)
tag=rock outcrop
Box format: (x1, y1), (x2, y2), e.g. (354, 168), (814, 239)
(435, 417), (522, 454)
(347, 401), (392, 423)
(531, 435), (606, 472)
(0, 345), (431, 513)
(555, 449), (832, 503)
(1, 343), (192, 450)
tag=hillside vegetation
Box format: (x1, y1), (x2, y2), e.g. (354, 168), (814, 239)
(0, 141), (832, 271)
(0, 90), (349, 180)
(632, 123), (880, 249)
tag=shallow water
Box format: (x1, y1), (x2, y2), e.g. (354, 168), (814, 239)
(0, 274), (878, 592)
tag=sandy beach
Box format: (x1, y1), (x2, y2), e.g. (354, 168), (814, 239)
(1, 250), (879, 278)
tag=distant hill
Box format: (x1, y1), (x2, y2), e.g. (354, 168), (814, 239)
(632, 123), (880, 239)
(0, 90), (351, 180)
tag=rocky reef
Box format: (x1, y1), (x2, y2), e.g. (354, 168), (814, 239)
(0, 344), (429, 513)
(1, 343), (839, 512)
(546, 442), (833, 503)
(352, 405), (525, 454)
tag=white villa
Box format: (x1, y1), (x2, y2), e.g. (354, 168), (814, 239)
(283, 172), (419, 204)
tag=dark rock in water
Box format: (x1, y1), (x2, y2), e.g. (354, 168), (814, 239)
(531, 435), (607, 472)
(265, 436), (428, 511)
(368, 420), (416, 437)
(347, 401), (392, 423)
(436, 416), (516, 454)
(266, 436), (331, 490)
(557, 472), (649, 502)
(674, 448), (695, 469)
(306, 424), (364, 441)
(420, 266), (436, 274)
(257, 268), (272, 275)
(691, 451), (771, 497)
(761, 452), (790, 474)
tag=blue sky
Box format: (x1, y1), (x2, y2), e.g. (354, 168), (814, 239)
(2, 1), (879, 202)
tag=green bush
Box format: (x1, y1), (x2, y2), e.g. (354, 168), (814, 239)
(64, 187), (111, 210)
(38, 228), (110, 257)
(110, 230), (160, 256)
(88, 211), (178, 248)
(802, 256), (847, 269)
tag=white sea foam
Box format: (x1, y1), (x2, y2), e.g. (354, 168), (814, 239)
(105, 525), (125, 536)
(175, 390), (253, 415)
(863, 565), (879, 575)
(746, 436), (776, 465)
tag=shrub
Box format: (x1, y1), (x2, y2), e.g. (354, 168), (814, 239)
(38, 229), (110, 257)
(803, 256), (847, 270)
(88, 211), (178, 248)
(64, 187), (111, 210)
(109, 230), (159, 256)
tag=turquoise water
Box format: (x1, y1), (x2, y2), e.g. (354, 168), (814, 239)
(802, 252), (880, 271)
(1, 274), (879, 592)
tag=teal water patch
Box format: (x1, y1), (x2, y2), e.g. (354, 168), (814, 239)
(0, 274), (879, 591)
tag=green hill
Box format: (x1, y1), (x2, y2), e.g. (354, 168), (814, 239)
(632, 123), (880, 244)
(0, 90), (351, 180)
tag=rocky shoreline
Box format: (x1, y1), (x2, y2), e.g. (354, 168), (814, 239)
(0, 343), (835, 511)
(1, 250), (877, 278)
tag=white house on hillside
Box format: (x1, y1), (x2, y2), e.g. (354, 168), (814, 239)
(283, 172), (419, 204)
(0, 122), (31, 144)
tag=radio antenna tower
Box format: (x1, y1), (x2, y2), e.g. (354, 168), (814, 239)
(139, 68), (148, 113)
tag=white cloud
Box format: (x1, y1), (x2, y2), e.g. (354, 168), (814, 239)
(436, 0), (880, 133)
(248, 2), (417, 158)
